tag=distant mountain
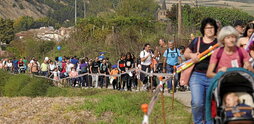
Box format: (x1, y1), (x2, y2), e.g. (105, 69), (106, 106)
(162, 0), (254, 16)
(0, 0), (50, 19)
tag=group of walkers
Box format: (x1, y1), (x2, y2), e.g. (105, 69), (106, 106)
(183, 18), (254, 124)
(0, 17), (254, 124)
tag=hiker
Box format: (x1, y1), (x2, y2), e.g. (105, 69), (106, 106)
(52, 68), (60, 81)
(237, 23), (254, 48)
(40, 60), (49, 77)
(31, 59), (40, 75)
(140, 43), (153, 90)
(233, 20), (245, 36)
(207, 26), (253, 78)
(154, 39), (168, 73)
(117, 53), (127, 90)
(79, 59), (89, 87)
(125, 52), (135, 91)
(69, 67), (79, 87)
(12, 58), (19, 74)
(162, 41), (182, 93)
(110, 65), (119, 90)
(18, 58), (25, 73)
(90, 57), (100, 88)
(184, 17), (218, 124)
(249, 43), (254, 68)
(99, 59), (110, 88)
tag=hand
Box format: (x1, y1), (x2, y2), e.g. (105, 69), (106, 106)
(190, 53), (200, 64)
(163, 68), (166, 73)
(218, 67), (227, 72)
(155, 46), (159, 50)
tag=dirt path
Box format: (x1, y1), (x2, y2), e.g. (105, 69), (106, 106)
(0, 97), (96, 124)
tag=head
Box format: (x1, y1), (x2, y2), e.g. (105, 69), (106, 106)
(19, 58), (23, 61)
(249, 43), (254, 58)
(216, 19), (222, 32)
(120, 53), (126, 60)
(190, 33), (195, 40)
(144, 43), (151, 51)
(102, 59), (106, 63)
(95, 57), (99, 62)
(243, 23), (254, 38)
(217, 26), (239, 47)
(200, 18), (218, 38)
(234, 20), (245, 35)
(158, 39), (165, 46)
(224, 93), (239, 107)
(126, 52), (132, 59)
(71, 67), (76, 72)
(179, 46), (185, 54)
(168, 40), (175, 49)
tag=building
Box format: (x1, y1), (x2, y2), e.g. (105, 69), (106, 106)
(156, 0), (169, 21)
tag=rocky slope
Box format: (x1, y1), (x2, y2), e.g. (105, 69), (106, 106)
(0, 0), (51, 19)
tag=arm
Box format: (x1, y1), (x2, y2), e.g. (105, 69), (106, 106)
(141, 55), (150, 62)
(90, 65), (93, 73)
(184, 48), (199, 63)
(178, 56), (182, 64)
(206, 63), (217, 78)
(162, 57), (166, 73)
(243, 61), (254, 73)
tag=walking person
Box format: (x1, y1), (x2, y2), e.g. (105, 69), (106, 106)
(184, 17), (218, 124)
(117, 54), (127, 90)
(207, 26), (253, 78)
(125, 52), (135, 91)
(162, 41), (182, 93)
(140, 43), (154, 90)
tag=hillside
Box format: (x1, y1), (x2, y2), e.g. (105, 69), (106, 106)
(0, 0), (50, 19)
(0, 0), (254, 20)
(163, 0), (254, 16)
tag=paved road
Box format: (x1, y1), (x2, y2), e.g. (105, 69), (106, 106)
(165, 91), (192, 108)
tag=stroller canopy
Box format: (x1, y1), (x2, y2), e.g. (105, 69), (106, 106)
(206, 68), (254, 121)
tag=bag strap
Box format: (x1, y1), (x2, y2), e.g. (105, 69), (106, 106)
(214, 47), (224, 72)
(236, 47), (244, 66)
(197, 37), (201, 53)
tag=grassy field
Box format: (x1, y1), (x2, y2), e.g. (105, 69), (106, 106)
(0, 70), (192, 123)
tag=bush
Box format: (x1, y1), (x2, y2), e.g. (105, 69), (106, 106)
(3, 74), (53, 97)
(0, 70), (12, 96)
(4, 74), (31, 97)
(19, 78), (52, 97)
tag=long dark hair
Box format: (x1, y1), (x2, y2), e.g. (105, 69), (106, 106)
(243, 23), (254, 37)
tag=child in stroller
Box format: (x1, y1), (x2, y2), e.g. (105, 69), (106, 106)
(223, 93), (253, 121)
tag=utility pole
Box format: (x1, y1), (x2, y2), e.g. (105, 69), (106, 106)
(84, 0), (86, 18)
(177, 0), (182, 45)
(75, 0), (77, 25)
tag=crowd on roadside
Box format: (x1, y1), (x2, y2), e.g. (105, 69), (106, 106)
(1, 17), (254, 124)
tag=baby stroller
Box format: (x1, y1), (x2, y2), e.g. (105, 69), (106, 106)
(206, 68), (254, 124)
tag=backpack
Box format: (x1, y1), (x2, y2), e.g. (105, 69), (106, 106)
(216, 47), (244, 68)
(80, 65), (87, 73)
(165, 48), (180, 65)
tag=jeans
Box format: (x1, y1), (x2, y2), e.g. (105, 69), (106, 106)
(140, 65), (151, 84)
(166, 64), (178, 90)
(189, 71), (213, 124)
(92, 75), (99, 88)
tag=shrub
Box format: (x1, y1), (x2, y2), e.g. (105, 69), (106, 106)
(4, 74), (31, 97)
(0, 70), (12, 96)
(19, 78), (52, 97)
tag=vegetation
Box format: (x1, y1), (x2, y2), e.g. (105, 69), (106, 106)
(0, 70), (191, 123)
(0, 18), (14, 44)
(6, 37), (56, 60)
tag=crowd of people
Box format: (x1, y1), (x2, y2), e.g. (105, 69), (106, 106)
(0, 17), (254, 124)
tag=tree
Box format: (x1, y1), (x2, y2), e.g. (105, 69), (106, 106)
(13, 16), (35, 32)
(116, 0), (159, 19)
(0, 18), (14, 44)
